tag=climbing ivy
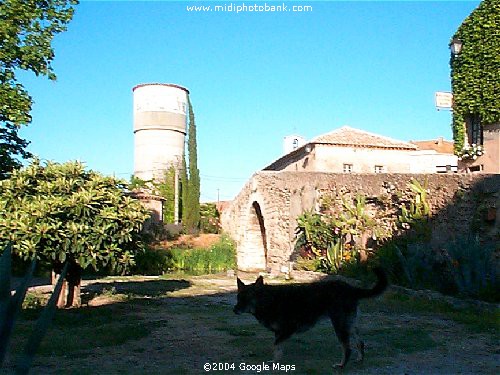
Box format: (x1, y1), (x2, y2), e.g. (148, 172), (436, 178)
(450, 0), (500, 154)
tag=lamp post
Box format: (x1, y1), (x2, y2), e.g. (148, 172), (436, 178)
(450, 38), (463, 57)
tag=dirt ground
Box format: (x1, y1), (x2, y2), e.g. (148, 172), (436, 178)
(157, 233), (221, 249)
(4, 272), (499, 375)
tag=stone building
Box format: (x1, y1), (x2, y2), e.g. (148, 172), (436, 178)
(264, 127), (457, 174)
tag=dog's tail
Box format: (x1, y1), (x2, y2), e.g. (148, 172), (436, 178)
(355, 267), (388, 299)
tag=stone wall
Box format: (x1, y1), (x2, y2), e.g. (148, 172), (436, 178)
(221, 171), (499, 273)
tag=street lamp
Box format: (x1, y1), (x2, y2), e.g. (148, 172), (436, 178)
(450, 38), (463, 56)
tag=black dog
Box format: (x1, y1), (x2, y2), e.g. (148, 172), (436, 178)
(233, 268), (387, 368)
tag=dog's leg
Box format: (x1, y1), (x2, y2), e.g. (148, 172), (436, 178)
(334, 334), (352, 369)
(330, 316), (353, 369)
(352, 308), (364, 362)
(274, 329), (293, 345)
(353, 327), (364, 362)
(273, 343), (283, 362)
(272, 329), (293, 362)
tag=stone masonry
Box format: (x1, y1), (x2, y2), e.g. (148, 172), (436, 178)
(221, 171), (499, 273)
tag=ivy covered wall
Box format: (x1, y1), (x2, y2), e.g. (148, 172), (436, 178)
(450, 0), (500, 154)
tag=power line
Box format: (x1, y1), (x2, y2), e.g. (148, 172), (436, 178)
(199, 174), (248, 181)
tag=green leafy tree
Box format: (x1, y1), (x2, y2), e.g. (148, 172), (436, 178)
(450, 0), (500, 153)
(155, 166), (176, 223)
(0, 0), (78, 178)
(0, 159), (150, 307)
(183, 96), (200, 232)
(199, 202), (220, 234)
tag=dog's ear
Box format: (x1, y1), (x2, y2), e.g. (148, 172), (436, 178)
(237, 278), (245, 290)
(255, 275), (264, 288)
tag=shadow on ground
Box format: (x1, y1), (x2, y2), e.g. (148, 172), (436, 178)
(81, 278), (192, 305)
(3, 273), (498, 375)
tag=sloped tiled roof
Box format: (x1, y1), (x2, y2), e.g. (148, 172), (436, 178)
(312, 126), (417, 150)
(411, 138), (454, 154)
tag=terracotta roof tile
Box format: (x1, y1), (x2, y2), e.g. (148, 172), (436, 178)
(411, 139), (454, 154)
(312, 126), (417, 150)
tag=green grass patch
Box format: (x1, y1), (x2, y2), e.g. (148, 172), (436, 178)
(168, 236), (236, 273)
(134, 235), (236, 275)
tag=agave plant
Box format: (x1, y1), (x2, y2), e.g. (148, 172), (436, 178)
(325, 239), (343, 272)
(0, 243), (68, 374)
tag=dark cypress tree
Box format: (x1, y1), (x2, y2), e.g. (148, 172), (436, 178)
(183, 96), (200, 232)
(180, 154), (188, 225)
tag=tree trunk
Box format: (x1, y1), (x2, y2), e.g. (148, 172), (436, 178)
(358, 231), (370, 262)
(52, 261), (81, 308)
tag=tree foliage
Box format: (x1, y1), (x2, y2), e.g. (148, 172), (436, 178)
(0, 123), (31, 180)
(130, 170), (177, 224)
(0, 0), (78, 177)
(183, 96), (200, 232)
(180, 154), (188, 224)
(199, 202), (220, 234)
(155, 166), (176, 224)
(0, 159), (150, 274)
(450, 0), (500, 153)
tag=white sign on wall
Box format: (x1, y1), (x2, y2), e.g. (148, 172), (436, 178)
(435, 92), (453, 111)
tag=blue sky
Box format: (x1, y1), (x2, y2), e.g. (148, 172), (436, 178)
(18, 0), (480, 202)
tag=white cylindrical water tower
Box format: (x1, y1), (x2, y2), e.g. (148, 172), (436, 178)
(133, 83), (189, 181)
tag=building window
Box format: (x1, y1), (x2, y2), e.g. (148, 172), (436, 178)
(374, 165), (385, 173)
(343, 164), (353, 173)
(436, 165), (458, 173)
(468, 165), (483, 173)
(466, 114), (483, 146)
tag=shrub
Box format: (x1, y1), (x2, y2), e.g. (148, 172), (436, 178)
(168, 235), (236, 274)
(374, 236), (498, 302)
(0, 159), (150, 307)
(132, 247), (172, 276)
(132, 235), (236, 275)
(199, 203), (220, 234)
(0, 244), (69, 372)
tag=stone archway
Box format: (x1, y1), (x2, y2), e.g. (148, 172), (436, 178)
(238, 201), (268, 271)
